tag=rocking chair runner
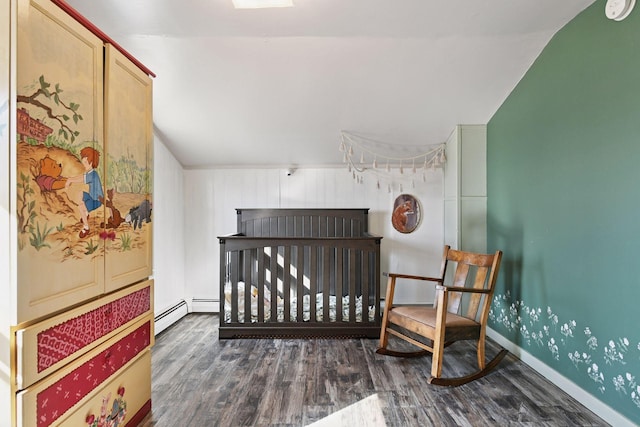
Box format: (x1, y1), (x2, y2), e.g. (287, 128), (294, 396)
(377, 245), (507, 386)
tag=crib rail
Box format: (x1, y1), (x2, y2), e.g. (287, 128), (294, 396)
(218, 235), (382, 338)
(236, 208), (369, 237)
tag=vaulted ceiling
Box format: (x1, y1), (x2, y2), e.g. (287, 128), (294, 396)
(63, 0), (595, 168)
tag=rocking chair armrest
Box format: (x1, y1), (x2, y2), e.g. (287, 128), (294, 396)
(386, 272), (444, 283)
(436, 285), (490, 294)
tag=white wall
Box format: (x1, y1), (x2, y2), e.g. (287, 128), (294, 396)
(152, 133), (187, 329)
(183, 166), (446, 309)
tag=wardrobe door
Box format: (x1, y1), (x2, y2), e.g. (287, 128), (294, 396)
(16, 0), (104, 323)
(103, 44), (153, 293)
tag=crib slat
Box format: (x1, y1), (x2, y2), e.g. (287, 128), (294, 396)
(336, 217), (345, 238)
(286, 216), (295, 237)
(294, 216), (302, 237)
(310, 245), (317, 322)
(353, 219), (361, 236)
(349, 249), (357, 323)
(362, 250), (370, 324)
(243, 249), (252, 323)
(323, 246), (330, 322)
(336, 247), (343, 322)
(257, 247), (265, 322)
(327, 217), (335, 238)
(319, 216), (328, 237)
(270, 246), (278, 323)
(283, 246), (291, 322)
(297, 245), (304, 322)
(231, 251), (239, 323)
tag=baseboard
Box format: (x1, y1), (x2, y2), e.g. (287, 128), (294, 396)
(487, 327), (635, 427)
(154, 300), (189, 335)
(191, 298), (219, 313)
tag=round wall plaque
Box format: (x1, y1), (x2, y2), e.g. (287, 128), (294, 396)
(391, 194), (421, 233)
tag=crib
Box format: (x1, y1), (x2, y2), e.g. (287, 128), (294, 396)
(218, 208), (382, 338)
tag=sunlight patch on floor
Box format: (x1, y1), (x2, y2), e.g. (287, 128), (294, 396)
(306, 394), (386, 427)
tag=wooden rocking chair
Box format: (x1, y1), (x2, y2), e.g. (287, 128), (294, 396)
(377, 245), (507, 386)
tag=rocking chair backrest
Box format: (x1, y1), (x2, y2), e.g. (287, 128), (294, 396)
(439, 248), (502, 323)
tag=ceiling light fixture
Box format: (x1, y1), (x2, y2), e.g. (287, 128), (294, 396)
(232, 0), (294, 9)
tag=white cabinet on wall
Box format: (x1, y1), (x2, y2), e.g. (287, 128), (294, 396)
(443, 124), (487, 253)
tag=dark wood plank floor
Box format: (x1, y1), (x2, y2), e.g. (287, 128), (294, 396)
(139, 314), (608, 427)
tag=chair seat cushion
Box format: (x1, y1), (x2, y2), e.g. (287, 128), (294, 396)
(391, 306), (478, 328)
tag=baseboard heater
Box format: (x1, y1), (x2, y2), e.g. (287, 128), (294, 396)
(154, 300), (189, 335)
(191, 298), (220, 313)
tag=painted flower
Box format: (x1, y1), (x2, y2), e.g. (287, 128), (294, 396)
(588, 363), (604, 385)
(604, 340), (626, 365)
(528, 307), (541, 324)
(613, 375), (627, 393)
(548, 338), (559, 360)
(632, 386), (640, 408)
(561, 323), (572, 337)
(532, 331), (544, 346)
(625, 372), (637, 389)
(620, 337), (630, 351)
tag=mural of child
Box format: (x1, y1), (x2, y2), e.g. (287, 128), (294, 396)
(65, 146), (104, 238)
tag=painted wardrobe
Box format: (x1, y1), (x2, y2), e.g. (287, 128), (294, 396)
(3, 0), (154, 425)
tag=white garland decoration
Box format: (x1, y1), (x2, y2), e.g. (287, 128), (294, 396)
(339, 131), (446, 192)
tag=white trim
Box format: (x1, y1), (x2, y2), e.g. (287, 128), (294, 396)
(487, 327), (635, 427)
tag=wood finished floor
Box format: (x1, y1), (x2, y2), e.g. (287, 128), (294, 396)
(139, 314), (608, 427)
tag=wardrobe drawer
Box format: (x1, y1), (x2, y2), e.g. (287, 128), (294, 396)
(61, 350), (152, 427)
(17, 318), (152, 427)
(16, 280), (153, 390)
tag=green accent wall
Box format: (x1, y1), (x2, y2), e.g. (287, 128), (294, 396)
(487, 2), (640, 423)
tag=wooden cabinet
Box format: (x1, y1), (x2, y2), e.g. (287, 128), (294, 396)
(104, 44), (153, 293)
(14, 0), (154, 323)
(443, 124), (487, 253)
(4, 0), (155, 426)
(16, 0), (106, 324)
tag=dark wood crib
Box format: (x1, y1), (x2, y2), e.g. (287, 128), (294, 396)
(218, 208), (382, 338)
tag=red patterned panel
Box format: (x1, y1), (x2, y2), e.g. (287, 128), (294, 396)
(36, 321), (150, 427)
(37, 287), (150, 373)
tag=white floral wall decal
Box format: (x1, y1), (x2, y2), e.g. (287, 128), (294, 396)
(490, 291), (640, 410)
